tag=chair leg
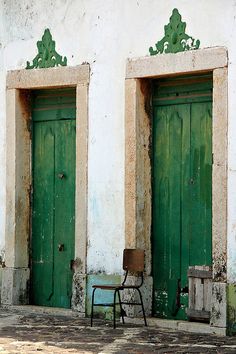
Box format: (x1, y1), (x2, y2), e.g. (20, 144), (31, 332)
(113, 290), (118, 329)
(137, 288), (147, 326)
(91, 288), (96, 327)
(117, 290), (125, 324)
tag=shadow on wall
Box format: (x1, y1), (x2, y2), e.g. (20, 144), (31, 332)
(0, 248), (5, 267)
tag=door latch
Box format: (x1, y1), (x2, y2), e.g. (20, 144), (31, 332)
(58, 243), (64, 252)
(58, 173), (65, 179)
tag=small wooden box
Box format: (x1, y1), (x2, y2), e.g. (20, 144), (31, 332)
(187, 266), (212, 322)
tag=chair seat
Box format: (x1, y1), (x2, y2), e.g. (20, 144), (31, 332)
(92, 284), (123, 290)
(92, 284), (141, 290)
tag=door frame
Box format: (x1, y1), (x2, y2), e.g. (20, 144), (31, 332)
(2, 65), (89, 316)
(152, 76), (213, 320)
(125, 47), (228, 328)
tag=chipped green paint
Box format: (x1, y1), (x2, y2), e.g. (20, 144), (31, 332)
(31, 88), (76, 308)
(86, 274), (122, 319)
(152, 75), (212, 320)
(26, 29), (67, 69)
(149, 8), (200, 55)
(227, 284), (236, 335)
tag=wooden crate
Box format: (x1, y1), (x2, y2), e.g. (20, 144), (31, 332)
(187, 266), (212, 322)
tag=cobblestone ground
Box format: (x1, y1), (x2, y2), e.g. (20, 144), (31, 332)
(0, 308), (236, 353)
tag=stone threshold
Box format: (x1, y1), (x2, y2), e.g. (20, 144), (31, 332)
(125, 317), (226, 336)
(1, 306), (227, 336)
(1, 305), (84, 318)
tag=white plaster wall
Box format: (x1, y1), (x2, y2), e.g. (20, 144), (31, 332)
(0, 0), (6, 258)
(1, 0), (236, 276)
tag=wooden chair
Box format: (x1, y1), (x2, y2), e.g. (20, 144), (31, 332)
(90, 249), (147, 328)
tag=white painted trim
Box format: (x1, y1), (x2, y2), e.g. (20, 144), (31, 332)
(126, 47), (227, 79)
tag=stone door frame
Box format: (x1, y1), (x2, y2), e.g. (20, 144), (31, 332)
(1, 65), (89, 316)
(124, 47), (228, 328)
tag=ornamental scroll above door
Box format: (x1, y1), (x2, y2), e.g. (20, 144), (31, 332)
(26, 28), (67, 69)
(149, 8), (200, 55)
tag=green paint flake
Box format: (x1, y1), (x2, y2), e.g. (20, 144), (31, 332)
(152, 77), (212, 320)
(149, 8), (200, 55)
(26, 29), (67, 69)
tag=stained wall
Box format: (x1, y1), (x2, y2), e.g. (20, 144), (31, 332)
(0, 0), (236, 323)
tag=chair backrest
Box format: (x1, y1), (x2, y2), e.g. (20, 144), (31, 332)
(123, 249), (144, 272)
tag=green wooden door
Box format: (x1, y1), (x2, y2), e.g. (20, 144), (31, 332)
(31, 89), (76, 308)
(152, 76), (212, 320)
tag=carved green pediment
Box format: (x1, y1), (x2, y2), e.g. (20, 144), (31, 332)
(149, 8), (200, 55)
(26, 29), (67, 69)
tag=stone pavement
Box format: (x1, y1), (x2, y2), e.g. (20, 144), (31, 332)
(0, 307), (236, 353)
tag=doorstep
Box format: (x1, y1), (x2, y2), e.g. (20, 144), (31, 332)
(1, 305), (81, 317)
(1, 306), (227, 336)
(125, 317), (226, 336)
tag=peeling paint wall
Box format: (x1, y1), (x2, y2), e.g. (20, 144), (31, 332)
(0, 0), (6, 261)
(1, 0), (236, 327)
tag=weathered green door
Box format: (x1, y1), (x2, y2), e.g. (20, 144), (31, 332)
(31, 89), (76, 308)
(152, 76), (212, 319)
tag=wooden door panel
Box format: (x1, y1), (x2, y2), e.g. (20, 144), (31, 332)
(54, 120), (75, 308)
(190, 102), (212, 267)
(152, 76), (212, 320)
(153, 104), (190, 318)
(32, 122), (55, 305)
(31, 89), (76, 308)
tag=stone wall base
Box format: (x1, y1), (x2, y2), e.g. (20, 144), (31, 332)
(210, 282), (227, 328)
(1, 267), (30, 305)
(121, 275), (153, 317)
(71, 272), (86, 317)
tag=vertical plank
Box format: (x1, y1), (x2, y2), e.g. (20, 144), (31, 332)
(190, 102), (201, 265)
(32, 121), (55, 305)
(180, 104), (191, 289)
(169, 106), (182, 283)
(194, 278), (204, 310)
(190, 102), (212, 266)
(204, 278), (212, 311)
(32, 89), (76, 308)
(54, 120), (76, 307)
(188, 276), (194, 309)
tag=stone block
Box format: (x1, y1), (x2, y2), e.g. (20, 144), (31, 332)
(71, 272), (86, 316)
(121, 275), (153, 317)
(210, 282), (226, 328)
(1, 267), (30, 305)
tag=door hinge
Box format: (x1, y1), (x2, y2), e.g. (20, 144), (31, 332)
(212, 153), (214, 165)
